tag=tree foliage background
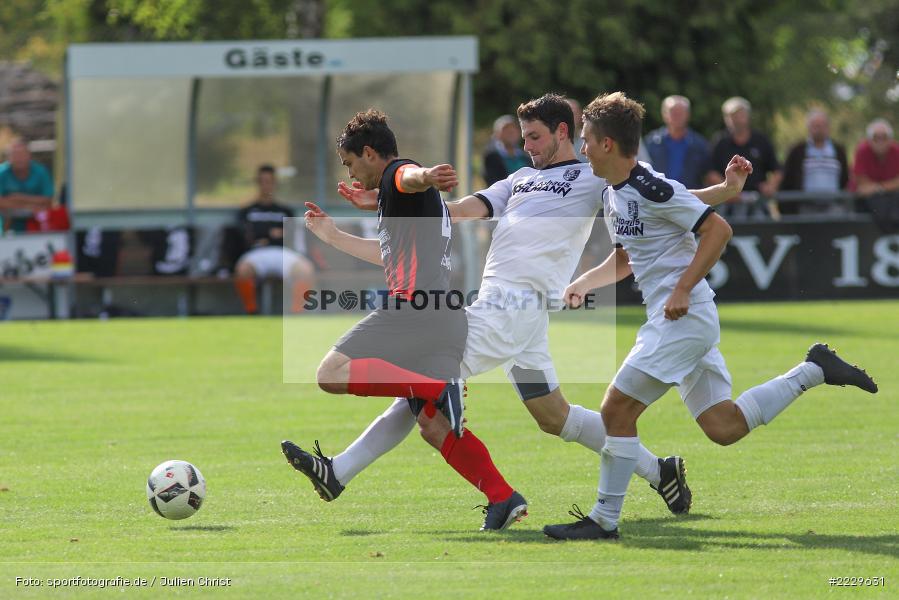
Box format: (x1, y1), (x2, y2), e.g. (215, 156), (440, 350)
(1, 0), (898, 148)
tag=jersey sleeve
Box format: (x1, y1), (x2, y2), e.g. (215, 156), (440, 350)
(379, 160), (421, 218)
(382, 159), (419, 196)
(473, 175), (514, 220)
(658, 182), (715, 233)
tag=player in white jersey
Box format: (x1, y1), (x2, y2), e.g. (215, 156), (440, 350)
(543, 92), (879, 541)
(298, 94), (753, 528)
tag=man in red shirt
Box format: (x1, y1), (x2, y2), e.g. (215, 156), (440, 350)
(852, 118), (899, 196)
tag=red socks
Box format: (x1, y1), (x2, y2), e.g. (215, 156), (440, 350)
(235, 278), (258, 314)
(440, 430), (514, 504)
(347, 358), (446, 401)
(344, 358), (514, 504)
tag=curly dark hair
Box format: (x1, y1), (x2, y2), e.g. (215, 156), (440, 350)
(583, 92), (645, 157)
(337, 109), (399, 158)
(516, 94), (575, 142)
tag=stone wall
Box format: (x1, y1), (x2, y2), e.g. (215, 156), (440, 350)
(0, 61), (59, 145)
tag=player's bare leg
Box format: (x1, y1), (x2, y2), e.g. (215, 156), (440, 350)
(696, 401), (750, 446)
(316, 350), (351, 393)
(522, 387), (569, 435)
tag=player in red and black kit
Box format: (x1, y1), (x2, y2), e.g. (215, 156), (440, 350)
(314, 152), (466, 426)
(281, 112), (524, 530)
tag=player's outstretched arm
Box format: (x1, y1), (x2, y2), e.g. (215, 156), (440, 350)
(691, 155), (753, 206)
(0, 192), (52, 210)
(337, 181), (378, 211)
(663, 212), (732, 320)
(564, 248), (632, 308)
(304, 202), (383, 266)
(445, 195), (490, 223)
(398, 163), (458, 193)
(857, 172), (899, 195)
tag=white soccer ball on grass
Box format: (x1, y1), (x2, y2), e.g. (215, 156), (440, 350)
(146, 460), (206, 520)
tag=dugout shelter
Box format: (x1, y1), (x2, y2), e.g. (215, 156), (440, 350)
(59, 37), (480, 312)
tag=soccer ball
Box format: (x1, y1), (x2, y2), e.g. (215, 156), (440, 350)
(146, 460), (206, 520)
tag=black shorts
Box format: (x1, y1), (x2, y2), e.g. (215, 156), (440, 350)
(333, 306), (467, 381)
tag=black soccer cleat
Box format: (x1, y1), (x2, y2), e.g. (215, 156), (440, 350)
(479, 490), (529, 531)
(650, 456), (692, 515)
(281, 440), (345, 502)
(437, 379), (465, 438)
(543, 504), (620, 541)
(805, 343), (878, 394)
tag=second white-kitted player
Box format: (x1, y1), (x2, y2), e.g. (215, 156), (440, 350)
(543, 91), (879, 541)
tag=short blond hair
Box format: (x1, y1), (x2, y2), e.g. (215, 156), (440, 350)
(583, 92), (645, 157)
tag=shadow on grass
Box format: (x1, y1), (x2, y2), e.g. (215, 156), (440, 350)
(607, 311), (883, 340)
(437, 514), (716, 545)
(169, 525), (235, 532)
(716, 318), (874, 339)
(442, 514), (899, 559)
(341, 529), (382, 537)
(0, 344), (106, 363)
(623, 517), (899, 559)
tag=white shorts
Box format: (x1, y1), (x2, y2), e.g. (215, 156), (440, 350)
(622, 301), (721, 384)
(612, 301), (733, 418)
(461, 281), (558, 399)
(239, 246), (308, 279)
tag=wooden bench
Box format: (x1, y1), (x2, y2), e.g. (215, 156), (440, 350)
(0, 273), (93, 319)
(69, 269), (383, 317)
(73, 275), (235, 317)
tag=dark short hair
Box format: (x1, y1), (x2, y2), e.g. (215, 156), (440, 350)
(516, 94), (575, 142)
(583, 92), (645, 157)
(257, 164), (276, 177)
(337, 109), (399, 159)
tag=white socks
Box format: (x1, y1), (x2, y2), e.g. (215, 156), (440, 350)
(635, 444), (661, 487)
(588, 436), (640, 530)
(560, 404), (661, 486)
(559, 404), (602, 448)
(331, 398), (416, 485)
(328, 398), (670, 492)
(735, 361), (825, 430)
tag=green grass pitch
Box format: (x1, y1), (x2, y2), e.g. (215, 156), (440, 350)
(1, 301), (896, 598)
